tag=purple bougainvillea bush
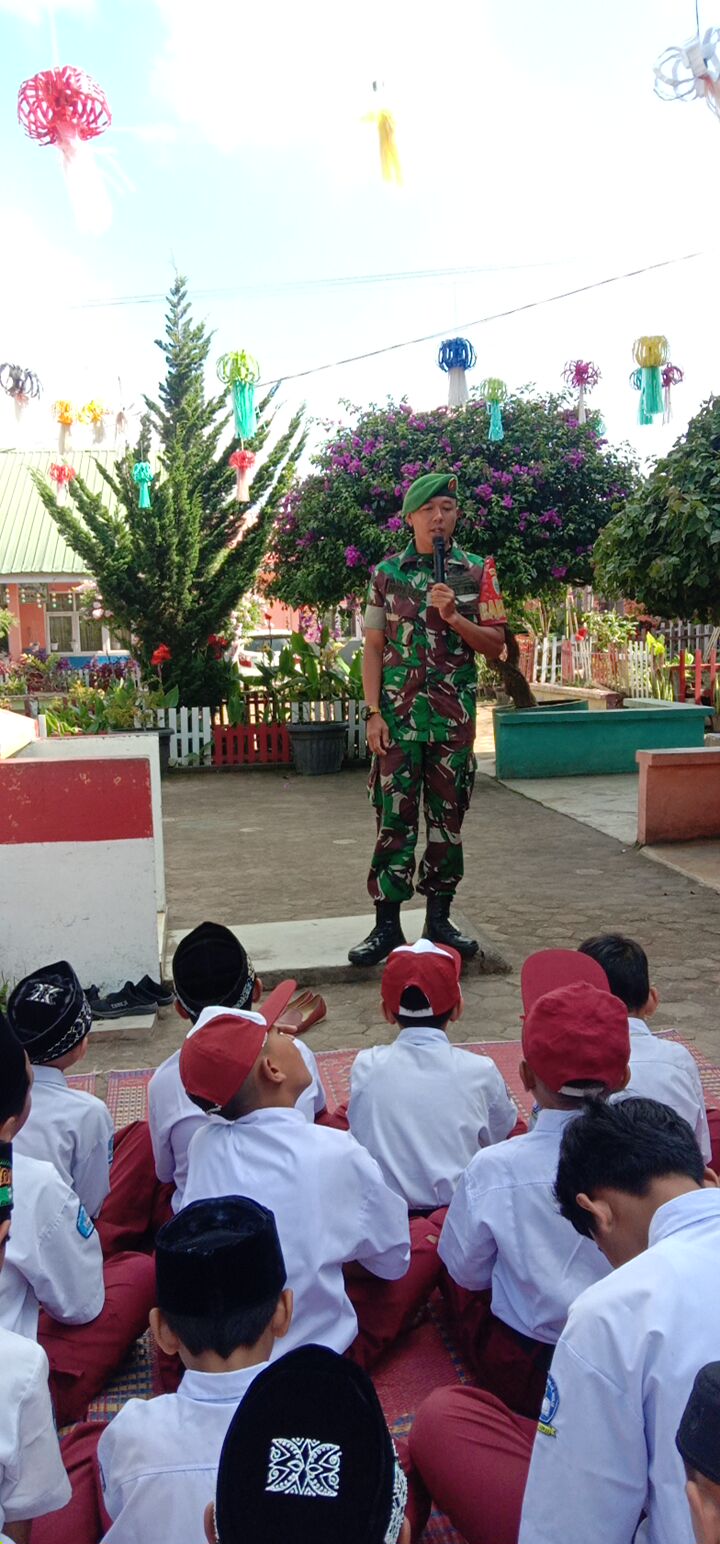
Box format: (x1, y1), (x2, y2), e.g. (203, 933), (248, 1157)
(269, 393), (637, 619)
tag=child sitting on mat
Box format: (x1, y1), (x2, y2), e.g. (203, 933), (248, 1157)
(578, 932), (714, 1164)
(436, 973), (631, 1418)
(33, 1195), (292, 1544)
(149, 921), (329, 1216)
(180, 983), (440, 1369)
(348, 939), (517, 1211)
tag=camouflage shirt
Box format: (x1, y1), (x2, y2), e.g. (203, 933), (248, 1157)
(364, 542), (507, 744)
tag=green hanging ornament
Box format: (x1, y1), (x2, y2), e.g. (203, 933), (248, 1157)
(631, 336), (668, 425)
(133, 461), (153, 509)
(480, 377), (507, 442)
(217, 350), (261, 440)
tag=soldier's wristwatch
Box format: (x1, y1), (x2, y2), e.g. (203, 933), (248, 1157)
(361, 705), (382, 721)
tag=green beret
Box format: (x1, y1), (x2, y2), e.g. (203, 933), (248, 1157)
(402, 472), (459, 516)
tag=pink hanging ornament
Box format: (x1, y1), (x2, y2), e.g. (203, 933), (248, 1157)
(661, 363), (684, 424)
(17, 64), (113, 234)
(229, 448), (256, 504)
(562, 360), (601, 424)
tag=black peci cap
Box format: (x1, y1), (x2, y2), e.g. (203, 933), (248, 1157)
(172, 922), (255, 1020)
(8, 961), (91, 1064)
(155, 1196), (286, 1317)
(677, 1362), (720, 1484)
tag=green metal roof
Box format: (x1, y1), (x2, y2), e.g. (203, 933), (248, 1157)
(0, 449), (122, 581)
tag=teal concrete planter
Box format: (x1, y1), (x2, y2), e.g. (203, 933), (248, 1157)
(495, 704), (708, 780)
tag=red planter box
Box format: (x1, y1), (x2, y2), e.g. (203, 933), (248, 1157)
(213, 723), (291, 766)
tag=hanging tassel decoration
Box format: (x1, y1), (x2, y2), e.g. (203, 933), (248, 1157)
(229, 448), (256, 504)
(217, 351), (260, 440)
(0, 363), (41, 421)
(52, 399), (74, 454)
(661, 363), (684, 424)
(480, 378), (507, 442)
(79, 399), (108, 443)
(632, 336), (668, 425)
(562, 360), (600, 424)
(133, 461), (153, 509)
(49, 462), (77, 505)
(438, 338), (476, 407)
(629, 368), (653, 426)
(654, 28), (720, 121)
(363, 81), (402, 184)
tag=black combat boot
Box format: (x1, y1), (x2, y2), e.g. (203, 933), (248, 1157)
(348, 902), (406, 966)
(423, 894), (481, 960)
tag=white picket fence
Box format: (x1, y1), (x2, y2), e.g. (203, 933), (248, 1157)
(528, 636), (659, 696)
(154, 706), (213, 766)
(148, 701), (368, 767)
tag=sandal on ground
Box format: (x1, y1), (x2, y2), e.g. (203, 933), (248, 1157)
(276, 993), (327, 1035)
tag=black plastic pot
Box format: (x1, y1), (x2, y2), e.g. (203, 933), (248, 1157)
(287, 720), (348, 775)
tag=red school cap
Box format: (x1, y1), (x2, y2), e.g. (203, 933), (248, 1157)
(521, 949), (609, 1014)
(382, 939), (462, 1020)
(522, 980), (630, 1095)
(179, 979), (297, 1112)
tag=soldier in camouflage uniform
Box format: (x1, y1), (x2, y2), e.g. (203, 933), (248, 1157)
(349, 471), (507, 966)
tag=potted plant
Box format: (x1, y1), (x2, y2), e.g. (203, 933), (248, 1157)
(275, 627), (358, 775)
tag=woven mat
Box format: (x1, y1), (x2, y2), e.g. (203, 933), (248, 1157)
(104, 1034), (720, 1130)
(66, 1072), (98, 1095)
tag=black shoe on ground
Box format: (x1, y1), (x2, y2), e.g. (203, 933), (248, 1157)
(348, 902), (406, 967)
(91, 983), (158, 1020)
(135, 974), (175, 1007)
(423, 895), (481, 960)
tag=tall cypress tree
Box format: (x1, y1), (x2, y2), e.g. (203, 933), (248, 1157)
(37, 275), (305, 703)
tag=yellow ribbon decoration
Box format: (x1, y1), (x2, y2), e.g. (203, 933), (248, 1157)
(363, 109), (402, 184)
(79, 399), (107, 425)
(52, 399), (74, 426)
(632, 336), (669, 369)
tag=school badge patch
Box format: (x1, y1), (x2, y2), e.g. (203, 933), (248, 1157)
(76, 1202), (95, 1239)
(537, 1374), (559, 1437)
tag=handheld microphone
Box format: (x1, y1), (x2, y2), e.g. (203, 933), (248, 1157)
(432, 535), (446, 584)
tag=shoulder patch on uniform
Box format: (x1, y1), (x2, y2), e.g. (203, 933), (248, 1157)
(76, 1202), (95, 1239)
(537, 1374), (559, 1437)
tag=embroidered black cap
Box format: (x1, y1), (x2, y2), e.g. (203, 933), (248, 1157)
(214, 1344), (407, 1544)
(8, 960), (92, 1064)
(172, 922), (255, 1020)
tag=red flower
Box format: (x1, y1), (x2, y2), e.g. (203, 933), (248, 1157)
(151, 644), (172, 665)
(263, 611), (273, 622)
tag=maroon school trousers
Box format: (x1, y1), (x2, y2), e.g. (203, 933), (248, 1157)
(409, 1384), (535, 1544)
(38, 1250), (156, 1427)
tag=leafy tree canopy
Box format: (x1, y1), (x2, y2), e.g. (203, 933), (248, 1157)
(595, 394), (720, 622)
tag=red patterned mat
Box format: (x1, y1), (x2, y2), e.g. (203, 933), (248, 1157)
(104, 1035), (720, 1129)
(66, 1072), (98, 1095)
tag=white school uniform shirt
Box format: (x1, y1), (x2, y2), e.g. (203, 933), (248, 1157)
(14, 1064), (115, 1218)
(98, 1360), (267, 1544)
(0, 1327), (70, 1528)
(520, 1187), (720, 1544)
(348, 1026), (518, 1209)
(183, 1107), (410, 1355)
(439, 1108), (610, 1342)
(618, 1017), (712, 1162)
(149, 1038), (327, 1213)
(0, 1152), (105, 1340)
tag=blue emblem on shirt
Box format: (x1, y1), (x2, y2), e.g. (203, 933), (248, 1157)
(538, 1374), (559, 1437)
(76, 1203), (95, 1239)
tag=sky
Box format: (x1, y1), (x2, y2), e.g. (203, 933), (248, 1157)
(0, 0), (719, 467)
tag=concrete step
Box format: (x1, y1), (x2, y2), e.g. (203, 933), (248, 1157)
(166, 909), (510, 988)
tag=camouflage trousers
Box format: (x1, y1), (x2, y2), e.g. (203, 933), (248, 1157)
(367, 738), (477, 904)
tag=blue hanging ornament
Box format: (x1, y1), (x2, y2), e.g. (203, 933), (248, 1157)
(437, 336), (476, 406)
(133, 461), (153, 509)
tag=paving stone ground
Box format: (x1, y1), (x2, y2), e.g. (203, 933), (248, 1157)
(86, 759), (720, 1080)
